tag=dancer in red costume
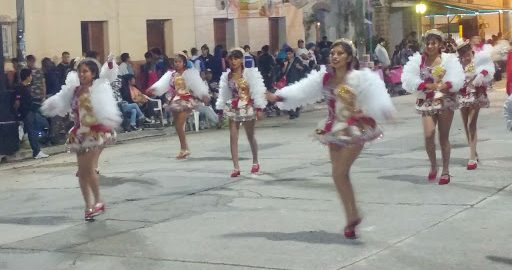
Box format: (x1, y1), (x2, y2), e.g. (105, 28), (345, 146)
(149, 52), (210, 159)
(42, 56), (121, 221)
(267, 39), (395, 238)
(216, 49), (267, 177)
(401, 29), (464, 185)
(456, 38), (495, 170)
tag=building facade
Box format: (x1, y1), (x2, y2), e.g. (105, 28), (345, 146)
(0, 0), (197, 62)
(193, 0), (305, 54)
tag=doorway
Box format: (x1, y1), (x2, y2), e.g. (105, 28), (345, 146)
(81, 21), (108, 62)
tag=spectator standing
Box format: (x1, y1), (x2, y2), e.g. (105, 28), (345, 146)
(400, 41), (415, 66)
(150, 48), (169, 78)
(56, 51), (71, 86)
(306, 42), (318, 68)
(283, 47), (309, 119)
(212, 45), (225, 82)
(221, 50), (229, 72)
(140, 52), (157, 92)
(317, 36), (332, 65)
(243, 45), (256, 68)
(258, 45), (276, 90)
(26, 55), (47, 110)
(118, 53), (134, 76)
(199, 44), (214, 72)
(374, 38), (391, 68)
(296, 39), (310, 66)
(12, 69), (49, 159)
(190, 47), (205, 71)
(41, 58), (60, 97)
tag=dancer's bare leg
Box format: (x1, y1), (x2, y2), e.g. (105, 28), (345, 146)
(229, 119), (241, 170)
(77, 150), (99, 210)
(422, 115), (438, 172)
(467, 108), (480, 161)
(438, 110), (455, 175)
(329, 144), (363, 224)
(173, 111), (189, 155)
(243, 119), (258, 164)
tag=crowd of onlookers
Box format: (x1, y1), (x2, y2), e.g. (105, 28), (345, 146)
(1, 36), (337, 158)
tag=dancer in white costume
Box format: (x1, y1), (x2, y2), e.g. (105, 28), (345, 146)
(267, 39), (395, 238)
(41, 57), (122, 221)
(150, 52), (210, 159)
(401, 29), (464, 185)
(216, 48), (267, 177)
(456, 38), (495, 170)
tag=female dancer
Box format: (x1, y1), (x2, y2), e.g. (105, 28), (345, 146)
(216, 48), (267, 177)
(41, 57), (122, 221)
(401, 29), (464, 185)
(150, 52), (210, 159)
(267, 39), (395, 238)
(456, 39), (494, 170)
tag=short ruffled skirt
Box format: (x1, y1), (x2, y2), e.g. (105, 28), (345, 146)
(415, 95), (458, 116)
(224, 99), (256, 122)
(313, 118), (383, 147)
(165, 94), (198, 113)
(458, 92), (490, 109)
(66, 126), (116, 154)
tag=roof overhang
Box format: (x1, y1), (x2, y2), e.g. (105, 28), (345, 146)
(424, 0), (512, 17)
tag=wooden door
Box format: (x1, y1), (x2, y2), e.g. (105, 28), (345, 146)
(147, 20), (166, 53)
(214, 18), (227, 47)
(269, 17), (280, 54)
(81, 21), (107, 62)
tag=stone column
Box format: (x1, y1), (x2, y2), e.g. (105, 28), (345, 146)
(373, 0), (391, 43)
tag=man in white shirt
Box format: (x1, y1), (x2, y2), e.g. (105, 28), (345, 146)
(118, 53), (134, 76)
(374, 38), (391, 68)
(296, 39), (310, 65)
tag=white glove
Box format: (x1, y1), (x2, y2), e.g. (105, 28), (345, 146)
(473, 73), (484, 87)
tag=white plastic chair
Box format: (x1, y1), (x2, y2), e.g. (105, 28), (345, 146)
(186, 110), (200, 132)
(144, 95), (164, 127)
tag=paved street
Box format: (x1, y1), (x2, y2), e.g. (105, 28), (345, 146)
(0, 89), (511, 270)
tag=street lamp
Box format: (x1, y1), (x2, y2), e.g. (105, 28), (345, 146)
(416, 3), (427, 14)
(416, 3), (427, 40)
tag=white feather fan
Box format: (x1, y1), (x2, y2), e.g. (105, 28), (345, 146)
(275, 66), (327, 110)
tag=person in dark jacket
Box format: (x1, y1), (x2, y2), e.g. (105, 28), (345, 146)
(258, 45), (276, 90)
(283, 47), (309, 119)
(42, 58), (60, 97)
(12, 69), (49, 159)
(56, 51), (71, 86)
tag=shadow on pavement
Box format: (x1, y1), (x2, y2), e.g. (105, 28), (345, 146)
(223, 230), (364, 246)
(486, 255), (512, 265)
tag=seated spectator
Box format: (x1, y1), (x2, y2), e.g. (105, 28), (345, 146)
(120, 74), (157, 119)
(119, 75), (154, 130)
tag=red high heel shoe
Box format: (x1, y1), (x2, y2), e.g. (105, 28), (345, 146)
(93, 202), (106, 216)
(230, 169), (241, 178)
(467, 160), (477, 170)
(84, 209), (95, 221)
(344, 218), (362, 239)
(438, 174), (451, 185)
(250, 164), (260, 174)
(428, 169), (438, 182)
